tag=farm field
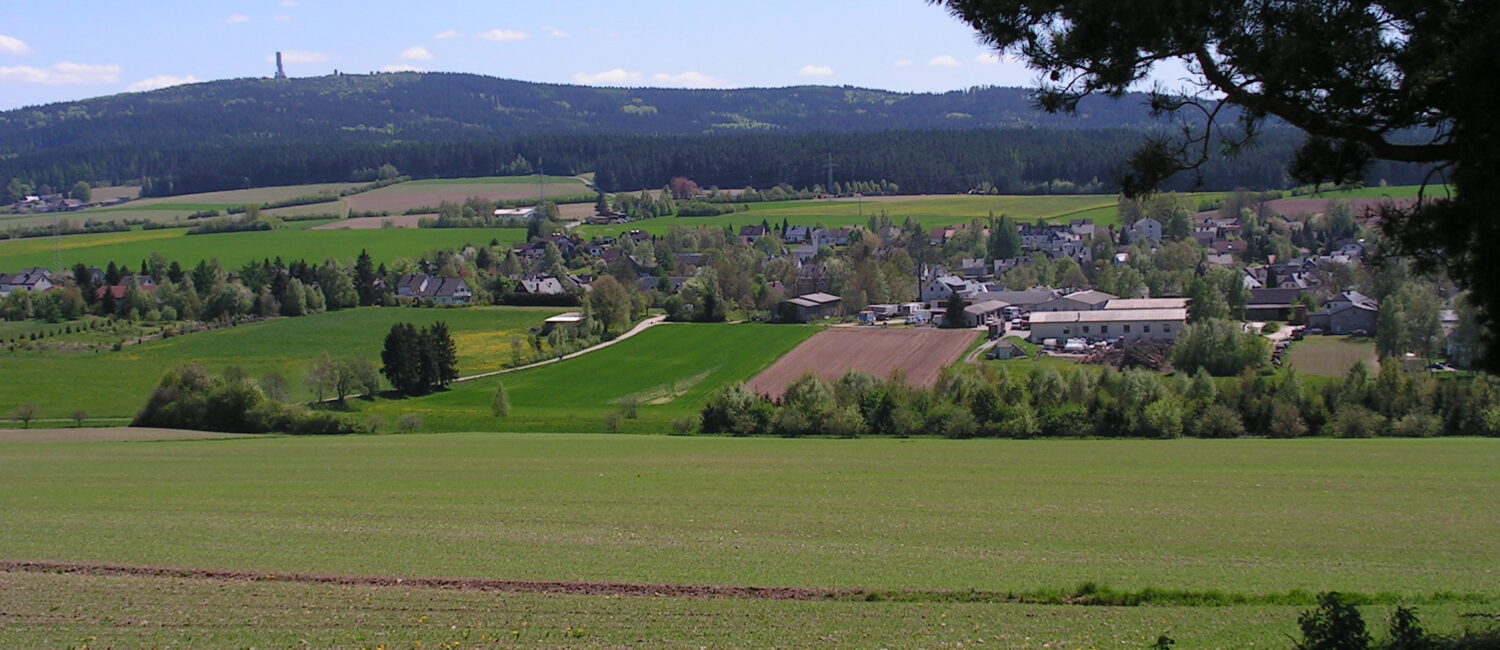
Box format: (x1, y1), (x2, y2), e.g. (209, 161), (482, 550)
(747, 327), (979, 399)
(0, 307), (565, 421)
(345, 175), (592, 214)
(0, 225), (524, 270)
(576, 194), (1120, 237)
(0, 435), (1496, 647)
(354, 322), (819, 433)
(1286, 335), (1380, 377)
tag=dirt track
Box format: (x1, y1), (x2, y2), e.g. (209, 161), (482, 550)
(0, 428), (245, 444)
(747, 328), (978, 399)
(0, 561), (854, 601)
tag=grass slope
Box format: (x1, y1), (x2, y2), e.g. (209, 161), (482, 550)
(0, 307), (564, 420)
(0, 226), (524, 270)
(356, 322), (819, 433)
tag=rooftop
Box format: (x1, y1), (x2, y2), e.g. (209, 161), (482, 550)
(1029, 308), (1188, 324)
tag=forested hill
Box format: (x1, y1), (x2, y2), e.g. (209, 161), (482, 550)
(0, 72), (1170, 152)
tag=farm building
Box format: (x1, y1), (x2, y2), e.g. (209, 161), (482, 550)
(779, 292), (843, 323)
(543, 312), (587, 334)
(397, 274), (472, 305)
(1246, 288), (1303, 321)
(967, 288), (1058, 310)
(961, 300), (1010, 327)
(493, 207), (538, 219)
(1103, 297), (1190, 311)
(0, 268), (54, 297)
(1028, 308), (1188, 342)
(1033, 290), (1117, 312)
(1307, 290), (1379, 335)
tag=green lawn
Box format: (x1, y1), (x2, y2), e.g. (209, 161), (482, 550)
(0, 307), (564, 421)
(1285, 335), (1380, 377)
(577, 194), (1120, 237)
(355, 322), (820, 433)
(404, 175), (587, 186)
(0, 226), (525, 270)
(0, 435), (1495, 646)
(1308, 184), (1451, 199)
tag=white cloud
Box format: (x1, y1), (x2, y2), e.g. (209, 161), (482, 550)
(126, 74), (199, 92)
(477, 29), (528, 42)
(542, 26), (568, 38)
(434, 29), (461, 40)
(928, 55), (961, 67)
(0, 62), (121, 85)
(272, 14), (291, 22)
(266, 50), (331, 64)
(797, 64), (833, 77)
(975, 52), (1001, 65)
(893, 59), (912, 67)
(225, 14), (250, 24)
(381, 64), (426, 73)
(651, 71), (725, 88)
(0, 35), (31, 55)
(572, 68), (642, 85)
(401, 46), (434, 61)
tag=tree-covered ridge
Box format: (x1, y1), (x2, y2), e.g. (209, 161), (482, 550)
(0, 72), (1178, 153)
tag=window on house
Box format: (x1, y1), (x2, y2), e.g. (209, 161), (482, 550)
(1144, 324), (1152, 333)
(1083, 325), (1090, 333)
(1101, 325), (1109, 333)
(1163, 323), (1172, 332)
(1123, 324), (1132, 333)
(1063, 327), (1070, 335)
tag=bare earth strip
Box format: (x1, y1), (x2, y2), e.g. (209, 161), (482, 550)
(0, 428), (246, 444)
(747, 328), (977, 399)
(0, 561), (849, 601)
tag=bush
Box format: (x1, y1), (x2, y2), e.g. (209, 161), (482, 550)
(670, 416), (697, 435)
(1390, 413), (1441, 438)
(1170, 318), (1270, 376)
(1189, 403), (1245, 438)
(1329, 405), (1386, 438)
(396, 413), (423, 433)
(1262, 322), (1282, 334)
(132, 365), (357, 434)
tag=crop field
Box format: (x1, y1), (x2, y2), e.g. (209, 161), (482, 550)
(354, 322), (819, 433)
(0, 435), (1496, 647)
(576, 194), (1119, 237)
(747, 327), (978, 399)
(1285, 335), (1380, 376)
(0, 307), (565, 422)
(0, 225), (524, 270)
(344, 175), (592, 214)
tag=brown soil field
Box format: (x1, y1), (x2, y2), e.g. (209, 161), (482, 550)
(127, 182), (362, 207)
(311, 214), (428, 230)
(0, 427), (246, 444)
(1265, 197), (1418, 218)
(346, 181), (590, 214)
(747, 328), (978, 399)
(89, 185), (142, 202)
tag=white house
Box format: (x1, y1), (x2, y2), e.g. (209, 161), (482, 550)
(494, 207), (539, 220)
(1129, 217), (1163, 244)
(1028, 308), (1188, 342)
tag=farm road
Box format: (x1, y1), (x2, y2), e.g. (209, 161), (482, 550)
(453, 315), (667, 384)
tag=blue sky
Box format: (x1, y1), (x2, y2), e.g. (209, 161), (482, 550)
(0, 0), (1062, 109)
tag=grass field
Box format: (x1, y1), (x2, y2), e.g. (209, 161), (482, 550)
(0, 434), (1495, 647)
(0, 225), (525, 270)
(1286, 335), (1380, 377)
(576, 194), (1120, 237)
(0, 307), (564, 421)
(354, 322), (820, 433)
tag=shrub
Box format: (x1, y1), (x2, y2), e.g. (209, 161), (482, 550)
(1262, 322), (1282, 334)
(603, 411), (623, 433)
(1189, 403), (1245, 438)
(395, 413), (422, 433)
(670, 416), (697, 435)
(1390, 413), (1441, 438)
(1329, 405), (1386, 438)
(133, 365), (357, 434)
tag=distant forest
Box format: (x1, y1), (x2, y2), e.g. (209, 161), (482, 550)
(0, 72), (1430, 197)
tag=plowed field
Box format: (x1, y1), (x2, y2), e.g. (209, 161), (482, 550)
(747, 327), (977, 398)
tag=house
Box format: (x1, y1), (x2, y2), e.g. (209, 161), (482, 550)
(966, 288), (1058, 310)
(1028, 308), (1188, 342)
(921, 274), (974, 302)
(1129, 218), (1163, 244)
(396, 274), (472, 304)
(493, 207), (538, 220)
(542, 312), (587, 334)
(1245, 288), (1303, 321)
(1211, 240), (1249, 256)
(516, 276), (566, 296)
(784, 225), (814, 243)
(739, 225), (770, 242)
(1033, 290), (1117, 312)
(0, 268), (54, 297)
(961, 300), (1010, 327)
(780, 292), (842, 323)
(638, 276), (689, 295)
(1307, 290), (1379, 335)
(1103, 297), (1190, 311)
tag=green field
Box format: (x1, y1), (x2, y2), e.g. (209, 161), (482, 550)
(403, 175), (587, 186)
(0, 225), (524, 270)
(577, 194), (1120, 237)
(355, 322), (819, 434)
(1286, 335), (1380, 377)
(0, 434), (1495, 647)
(0, 307), (564, 421)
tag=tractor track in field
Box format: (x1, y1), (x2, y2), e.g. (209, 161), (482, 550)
(0, 561), (856, 601)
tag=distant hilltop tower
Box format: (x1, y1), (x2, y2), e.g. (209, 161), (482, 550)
(274, 51), (287, 79)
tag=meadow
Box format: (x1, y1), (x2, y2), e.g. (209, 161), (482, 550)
(0, 434), (1495, 647)
(576, 194), (1120, 237)
(1285, 335), (1380, 376)
(354, 322), (819, 434)
(0, 307), (564, 421)
(0, 225), (524, 270)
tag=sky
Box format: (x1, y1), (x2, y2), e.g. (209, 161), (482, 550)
(0, 0), (1081, 110)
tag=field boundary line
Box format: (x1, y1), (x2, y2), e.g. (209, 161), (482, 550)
(452, 315), (667, 384)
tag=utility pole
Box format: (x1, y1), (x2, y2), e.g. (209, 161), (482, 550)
(824, 153), (835, 197)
